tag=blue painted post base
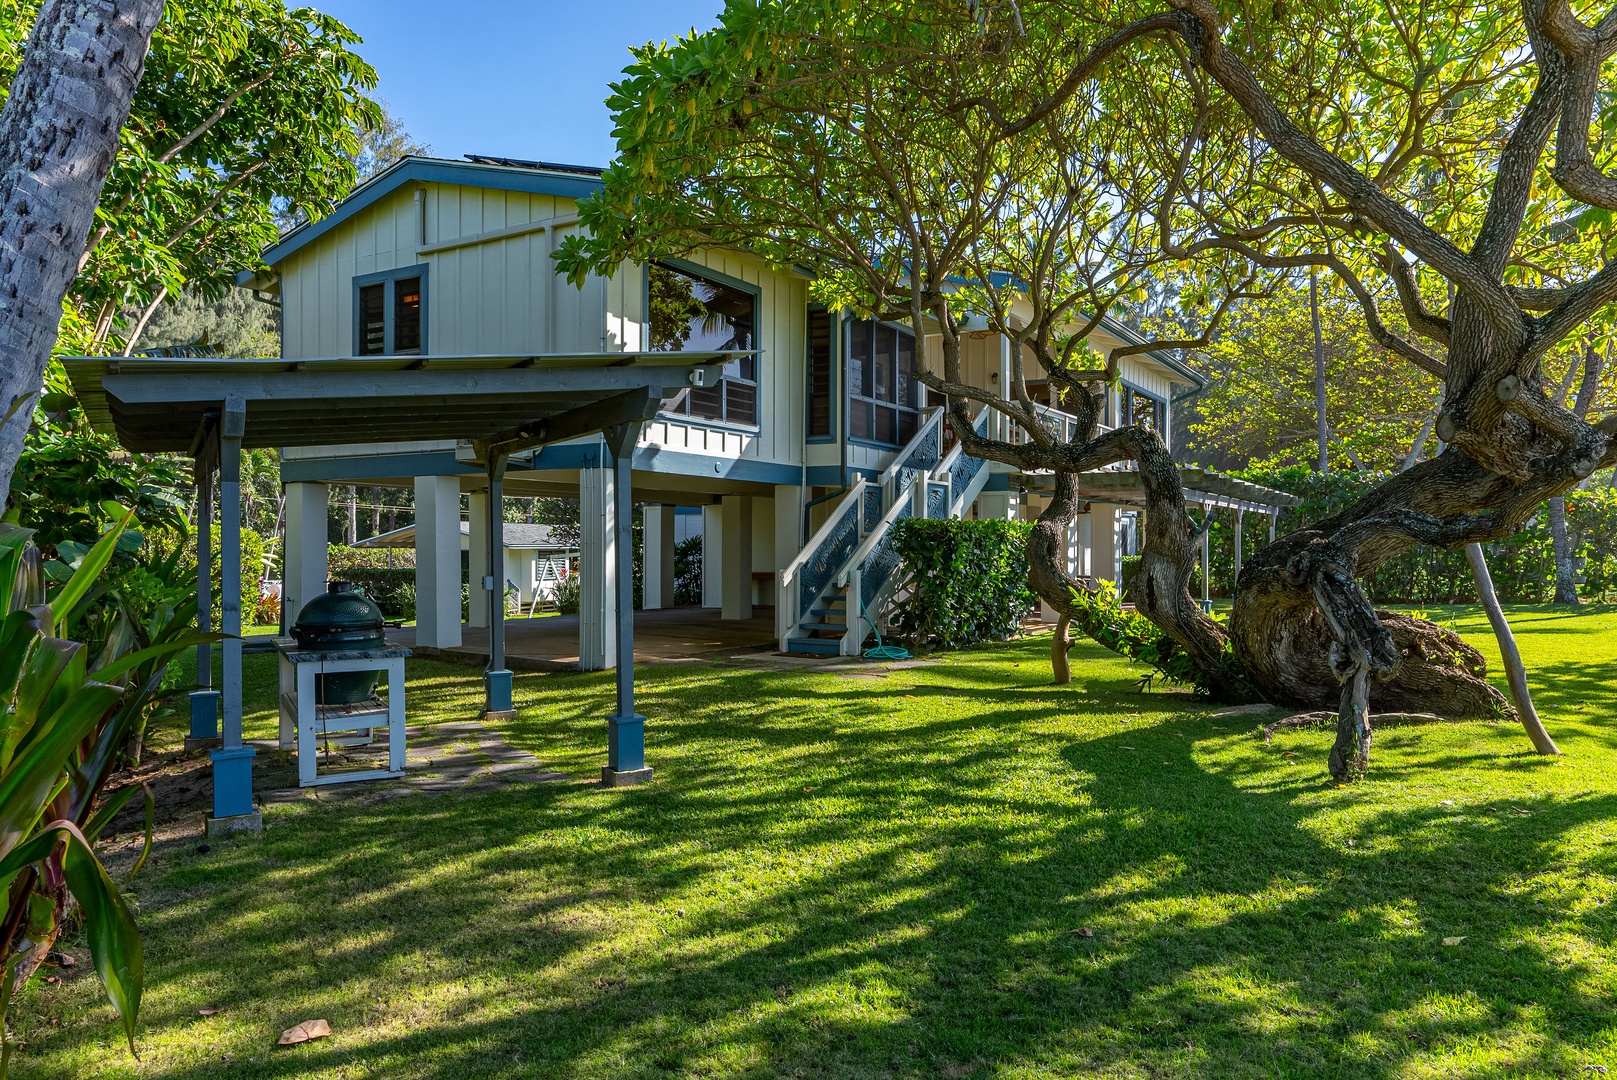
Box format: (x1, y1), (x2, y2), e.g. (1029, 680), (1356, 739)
(210, 745), (258, 820)
(186, 690), (222, 751)
(1198, 599), (1214, 614)
(482, 668), (515, 720)
(602, 712), (652, 787)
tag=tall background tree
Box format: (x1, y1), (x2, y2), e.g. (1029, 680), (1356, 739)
(562, 0), (1617, 779)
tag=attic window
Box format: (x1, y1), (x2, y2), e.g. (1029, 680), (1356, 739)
(354, 265), (428, 356)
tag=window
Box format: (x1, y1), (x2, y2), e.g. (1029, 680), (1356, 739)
(806, 308), (833, 439)
(1122, 385), (1165, 434)
(847, 319), (919, 446)
(649, 261), (758, 426)
(354, 266), (427, 356)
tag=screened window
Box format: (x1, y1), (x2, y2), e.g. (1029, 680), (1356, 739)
(847, 320), (919, 446)
(806, 308), (833, 439)
(649, 262), (758, 426)
(1122, 385), (1165, 433)
(354, 267), (426, 356)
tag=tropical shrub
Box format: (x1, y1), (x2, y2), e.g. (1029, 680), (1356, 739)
(890, 518), (1036, 648)
(555, 573), (582, 616)
(329, 544), (415, 571)
(674, 536), (703, 606)
(0, 509), (209, 1072)
(1065, 579), (1248, 696)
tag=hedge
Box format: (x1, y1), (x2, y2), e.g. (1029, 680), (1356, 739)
(335, 568), (417, 621)
(889, 518), (1036, 647)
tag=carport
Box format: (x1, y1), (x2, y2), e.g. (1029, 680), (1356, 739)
(64, 350), (735, 827)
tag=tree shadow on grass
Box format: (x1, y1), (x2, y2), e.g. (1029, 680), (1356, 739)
(21, 652), (1617, 1079)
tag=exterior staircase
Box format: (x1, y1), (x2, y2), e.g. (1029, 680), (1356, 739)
(778, 406), (992, 656)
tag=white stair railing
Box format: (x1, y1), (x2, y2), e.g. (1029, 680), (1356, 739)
(777, 478), (872, 650)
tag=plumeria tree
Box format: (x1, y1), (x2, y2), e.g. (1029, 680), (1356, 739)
(561, 0), (1617, 778)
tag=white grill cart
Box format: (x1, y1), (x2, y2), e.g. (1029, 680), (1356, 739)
(275, 638), (411, 787)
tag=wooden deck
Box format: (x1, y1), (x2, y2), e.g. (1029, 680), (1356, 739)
(387, 605), (780, 672)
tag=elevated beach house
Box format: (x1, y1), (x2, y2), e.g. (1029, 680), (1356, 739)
(242, 154), (1290, 663)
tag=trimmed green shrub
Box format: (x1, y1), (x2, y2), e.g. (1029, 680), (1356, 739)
(1119, 554), (1142, 598)
(330, 544), (415, 571)
(890, 518), (1036, 648)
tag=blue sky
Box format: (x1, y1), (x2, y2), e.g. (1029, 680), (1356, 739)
(316, 0), (724, 168)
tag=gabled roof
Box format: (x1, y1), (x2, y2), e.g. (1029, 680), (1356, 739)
(257, 155), (606, 269)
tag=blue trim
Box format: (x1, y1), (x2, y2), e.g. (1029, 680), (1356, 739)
(262, 157), (605, 267)
(352, 264), (429, 356)
(282, 450), (477, 483)
(982, 472), (1011, 492)
(282, 444), (803, 487)
(804, 465), (845, 487)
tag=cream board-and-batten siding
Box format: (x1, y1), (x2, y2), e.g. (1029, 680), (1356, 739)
(279, 181), (807, 470)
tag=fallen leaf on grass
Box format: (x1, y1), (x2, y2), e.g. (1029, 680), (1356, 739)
(1439, 800), (1455, 807)
(1512, 807), (1532, 815)
(279, 1019), (331, 1046)
(43, 976), (57, 985)
(1120, 746), (1136, 750)
(1070, 927), (1094, 937)
(1442, 936), (1465, 946)
(198, 1006), (225, 1017)
(1281, 752), (1297, 759)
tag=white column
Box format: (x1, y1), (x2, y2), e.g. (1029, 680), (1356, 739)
(1233, 509), (1244, 589)
(721, 495), (753, 620)
(642, 504), (676, 610)
(1200, 503), (1212, 606)
(701, 504), (722, 608)
(1077, 509), (1093, 578)
(579, 464), (617, 671)
(282, 482), (328, 627)
(467, 491), (490, 628)
(414, 475), (463, 649)
(1091, 502), (1121, 582)
(773, 484), (804, 638)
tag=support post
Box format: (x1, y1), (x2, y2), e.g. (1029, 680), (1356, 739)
(1090, 503), (1120, 582)
(282, 482), (329, 628)
(579, 459), (617, 671)
(701, 504), (722, 608)
(413, 476), (463, 649)
(467, 491), (490, 628)
(1233, 508), (1244, 590)
(721, 494), (753, 621)
(210, 399), (259, 831)
(602, 423), (651, 786)
(642, 504), (676, 610)
(773, 484), (804, 639)
(1200, 504), (1212, 611)
(188, 457), (219, 749)
(483, 462), (513, 718)
(1269, 513), (1277, 543)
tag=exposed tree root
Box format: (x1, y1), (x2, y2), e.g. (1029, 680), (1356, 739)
(1260, 711), (1453, 742)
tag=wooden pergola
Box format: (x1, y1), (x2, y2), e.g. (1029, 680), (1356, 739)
(64, 350), (737, 825)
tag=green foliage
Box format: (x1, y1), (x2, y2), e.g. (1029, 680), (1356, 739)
(0, 0), (385, 355)
(1064, 578), (1248, 696)
(889, 519), (1035, 648)
(1119, 555), (1142, 599)
(1183, 280), (1444, 472)
(8, 416), (186, 560)
(0, 517), (165, 1071)
(554, 573), (581, 617)
(338, 569), (415, 622)
(674, 536), (703, 607)
(329, 545), (416, 572)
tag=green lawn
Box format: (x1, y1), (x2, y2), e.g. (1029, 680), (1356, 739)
(12, 605), (1617, 1078)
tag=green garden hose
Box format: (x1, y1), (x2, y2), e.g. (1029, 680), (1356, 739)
(858, 594), (912, 661)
